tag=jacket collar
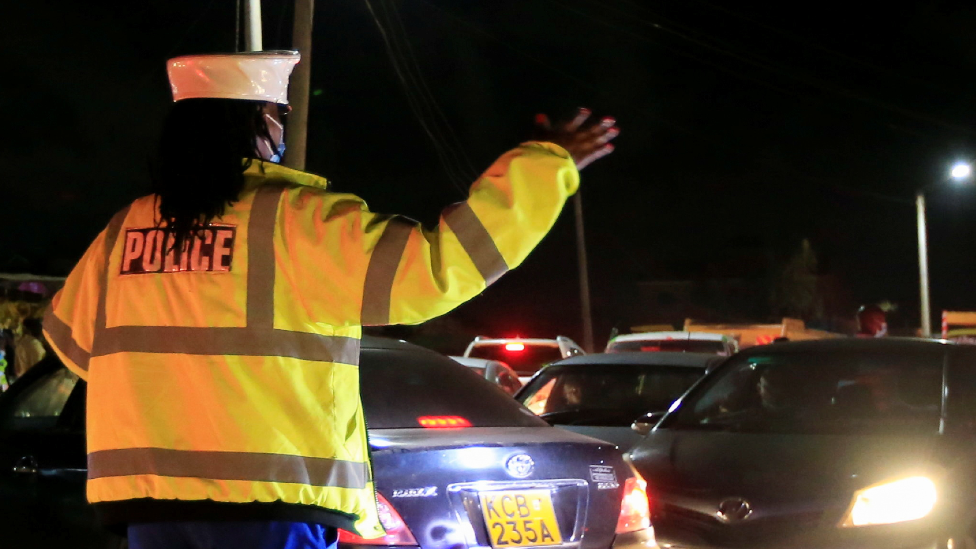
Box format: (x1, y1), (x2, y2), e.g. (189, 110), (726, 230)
(243, 159), (329, 190)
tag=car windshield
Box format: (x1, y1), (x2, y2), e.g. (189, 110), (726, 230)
(608, 339), (726, 354)
(670, 348), (945, 435)
(361, 347), (546, 429)
(469, 344), (564, 375)
(520, 365), (706, 426)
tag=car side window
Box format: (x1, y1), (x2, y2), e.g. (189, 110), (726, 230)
(498, 371), (522, 396)
(1, 368), (80, 432)
(523, 378), (556, 415)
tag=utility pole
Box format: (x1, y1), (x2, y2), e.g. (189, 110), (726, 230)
(574, 192), (595, 352)
(916, 191), (932, 337)
(244, 0), (263, 51)
(285, 0), (314, 170)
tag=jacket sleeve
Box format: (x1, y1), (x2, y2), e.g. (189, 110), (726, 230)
(42, 230), (108, 381)
(279, 141), (579, 327)
(363, 141), (579, 325)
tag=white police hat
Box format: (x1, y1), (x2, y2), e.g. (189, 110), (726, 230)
(167, 51), (301, 104)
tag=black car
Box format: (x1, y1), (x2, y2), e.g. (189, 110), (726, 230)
(516, 353), (718, 450)
(629, 338), (976, 549)
(0, 337), (656, 549)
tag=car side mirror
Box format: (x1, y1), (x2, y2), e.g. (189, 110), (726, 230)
(631, 411), (667, 436)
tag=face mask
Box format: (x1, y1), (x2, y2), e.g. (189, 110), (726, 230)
(269, 141), (286, 164)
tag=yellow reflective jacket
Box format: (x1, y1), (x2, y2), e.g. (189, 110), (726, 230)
(43, 142), (579, 535)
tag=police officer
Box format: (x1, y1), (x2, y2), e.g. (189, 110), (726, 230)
(43, 51), (618, 549)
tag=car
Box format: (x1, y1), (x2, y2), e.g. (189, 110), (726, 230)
(606, 332), (738, 356)
(0, 337), (657, 549)
(464, 336), (586, 383)
(629, 338), (976, 549)
(515, 353), (718, 450)
(449, 356), (523, 395)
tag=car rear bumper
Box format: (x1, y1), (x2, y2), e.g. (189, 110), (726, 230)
(654, 542), (940, 549)
(654, 526), (945, 549)
(612, 528), (659, 549)
(343, 528), (659, 549)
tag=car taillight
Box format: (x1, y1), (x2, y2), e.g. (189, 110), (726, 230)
(505, 342), (526, 352)
(339, 493), (418, 546)
(616, 475), (651, 533)
(417, 416), (472, 428)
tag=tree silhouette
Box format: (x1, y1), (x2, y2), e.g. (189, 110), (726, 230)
(771, 239), (823, 321)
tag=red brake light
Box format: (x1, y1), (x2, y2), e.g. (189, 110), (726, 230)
(339, 493), (417, 545)
(616, 475), (651, 534)
(417, 416), (472, 428)
(505, 343), (526, 352)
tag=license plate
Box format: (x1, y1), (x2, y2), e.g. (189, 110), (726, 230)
(479, 490), (563, 548)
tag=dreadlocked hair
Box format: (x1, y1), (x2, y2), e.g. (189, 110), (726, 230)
(151, 98), (276, 249)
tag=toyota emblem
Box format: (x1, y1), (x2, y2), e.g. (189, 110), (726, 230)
(716, 498), (753, 522)
(505, 454), (535, 478)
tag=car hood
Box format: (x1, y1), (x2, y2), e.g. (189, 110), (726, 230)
(630, 429), (947, 503)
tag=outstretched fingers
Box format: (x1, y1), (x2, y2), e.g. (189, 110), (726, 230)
(593, 126), (620, 146)
(532, 108), (618, 169)
(576, 144), (615, 170)
(565, 108), (592, 132)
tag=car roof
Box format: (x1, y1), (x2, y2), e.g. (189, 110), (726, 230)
(470, 339), (560, 347)
(551, 351), (718, 368)
(737, 337), (953, 355)
(610, 331), (727, 343)
(449, 356), (510, 369)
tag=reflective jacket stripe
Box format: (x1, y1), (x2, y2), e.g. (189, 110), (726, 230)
(246, 186), (284, 329)
(443, 202), (509, 286)
(42, 308), (90, 370)
(95, 207), (131, 335)
(82, 187), (363, 365)
(88, 447), (369, 489)
(360, 219), (412, 326)
(90, 326), (360, 364)
(77, 183), (377, 527)
(45, 206), (130, 374)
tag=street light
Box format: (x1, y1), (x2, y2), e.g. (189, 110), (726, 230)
(951, 162), (972, 180)
(917, 161), (973, 336)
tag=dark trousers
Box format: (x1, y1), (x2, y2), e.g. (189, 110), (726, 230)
(128, 521), (339, 549)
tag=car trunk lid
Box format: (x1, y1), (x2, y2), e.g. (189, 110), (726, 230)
(368, 427), (628, 549)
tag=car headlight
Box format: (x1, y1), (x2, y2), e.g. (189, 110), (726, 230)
(839, 476), (937, 527)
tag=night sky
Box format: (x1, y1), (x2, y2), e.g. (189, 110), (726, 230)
(4, 0), (976, 350)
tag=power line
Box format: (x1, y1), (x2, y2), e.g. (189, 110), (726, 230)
(363, 0), (471, 195)
(611, 0), (976, 103)
(416, 0), (595, 93)
(679, 0), (976, 101)
(417, 1), (920, 206)
(535, 0), (952, 143)
(546, 0), (976, 136)
(541, 0), (799, 96)
(380, 0), (481, 179)
(417, 0), (721, 140)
